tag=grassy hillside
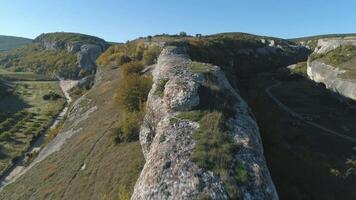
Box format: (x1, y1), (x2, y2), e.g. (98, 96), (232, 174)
(0, 63), (145, 200)
(0, 33), (310, 199)
(0, 36), (32, 51)
(0, 44), (78, 79)
(0, 32), (108, 79)
(311, 45), (356, 80)
(34, 32), (107, 46)
(0, 69), (65, 176)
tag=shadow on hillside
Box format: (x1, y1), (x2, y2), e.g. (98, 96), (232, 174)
(239, 72), (356, 200)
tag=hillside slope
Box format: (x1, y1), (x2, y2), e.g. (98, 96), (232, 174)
(0, 36), (32, 51)
(0, 63), (144, 199)
(0, 32), (109, 79)
(0, 33), (310, 200)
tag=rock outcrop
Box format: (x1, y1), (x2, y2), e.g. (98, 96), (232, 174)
(314, 38), (356, 54)
(307, 39), (356, 101)
(307, 60), (356, 101)
(34, 33), (109, 73)
(131, 46), (278, 200)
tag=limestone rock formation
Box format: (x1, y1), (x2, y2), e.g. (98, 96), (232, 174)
(314, 38), (356, 54)
(307, 60), (356, 101)
(307, 38), (356, 101)
(131, 46), (278, 200)
(34, 33), (109, 73)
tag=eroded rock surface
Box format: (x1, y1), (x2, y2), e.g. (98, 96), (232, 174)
(307, 60), (356, 101)
(314, 38), (356, 54)
(131, 46), (278, 200)
(307, 39), (356, 101)
(34, 33), (109, 73)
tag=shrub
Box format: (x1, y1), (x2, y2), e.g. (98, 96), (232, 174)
(121, 112), (142, 142)
(116, 74), (152, 112)
(45, 124), (61, 144)
(120, 61), (144, 77)
(142, 45), (161, 65)
(111, 112), (143, 144)
(43, 91), (61, 100)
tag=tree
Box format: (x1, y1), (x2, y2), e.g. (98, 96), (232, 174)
(179, 32), (187, 37)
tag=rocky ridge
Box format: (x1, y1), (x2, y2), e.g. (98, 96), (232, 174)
(131, 46), (278, 200)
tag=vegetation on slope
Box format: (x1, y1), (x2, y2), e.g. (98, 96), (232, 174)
(0, 32), (108, 79)
(0, 69), (64, 176)
(34, 32), (106, 45)
(289, 62), (308, 77)
(173, 63), (247, 199)
(311, 45), (356, 80)
(98, 40), (162, 144)
(291, 34), (356, 50)
(0, 44), (78, 78)
(0, 35), (32, 51)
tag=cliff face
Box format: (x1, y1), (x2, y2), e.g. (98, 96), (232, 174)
(307, 60), (356, 101)
(34, 33), (109, 73)
(314, 38), (356, 54)
(307, 39), (356, 101)
(132, 46), (278, 200)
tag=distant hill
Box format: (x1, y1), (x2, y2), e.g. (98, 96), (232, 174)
(0, 32), (109, 79)
(0, 35), (32, 51)
(290, 33), (356, 49)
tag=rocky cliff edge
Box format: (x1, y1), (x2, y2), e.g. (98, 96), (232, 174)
(131, 46), (278, 200)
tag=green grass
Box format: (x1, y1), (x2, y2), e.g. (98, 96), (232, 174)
(154, 78), (168, 97)
(0, 71), (65, 176)
(0, 68), (55, 81)
(290, 62), (308, 77)
(0, 44), (79, 79)
(191, 111), (244, 199)
(311, 45), (356, 80)
(175, 110), (206, 122)
(0, 35), (32, 51)
(190, 61), (213, 74)
(169, 70), (245, 199)
(35, 32), (106, 45)
(322, 45), (356, 66)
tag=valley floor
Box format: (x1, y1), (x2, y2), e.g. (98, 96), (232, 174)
(240, 72), (356, 200)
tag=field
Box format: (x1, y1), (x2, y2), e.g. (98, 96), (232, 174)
(0, 69), (65, 176)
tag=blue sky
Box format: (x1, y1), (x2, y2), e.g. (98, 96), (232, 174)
(1, 0), (355, 42)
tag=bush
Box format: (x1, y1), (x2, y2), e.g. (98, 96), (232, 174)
(120, 61), (144, 77)
(120, 112), (142, 142)
(116, 74), (152, 112)
(43, 91), (61, 100)
(45, 124), (61, 144)
(142, 45), (161, 65)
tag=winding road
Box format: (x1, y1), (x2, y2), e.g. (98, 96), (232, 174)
(265, 80), (356, 144)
